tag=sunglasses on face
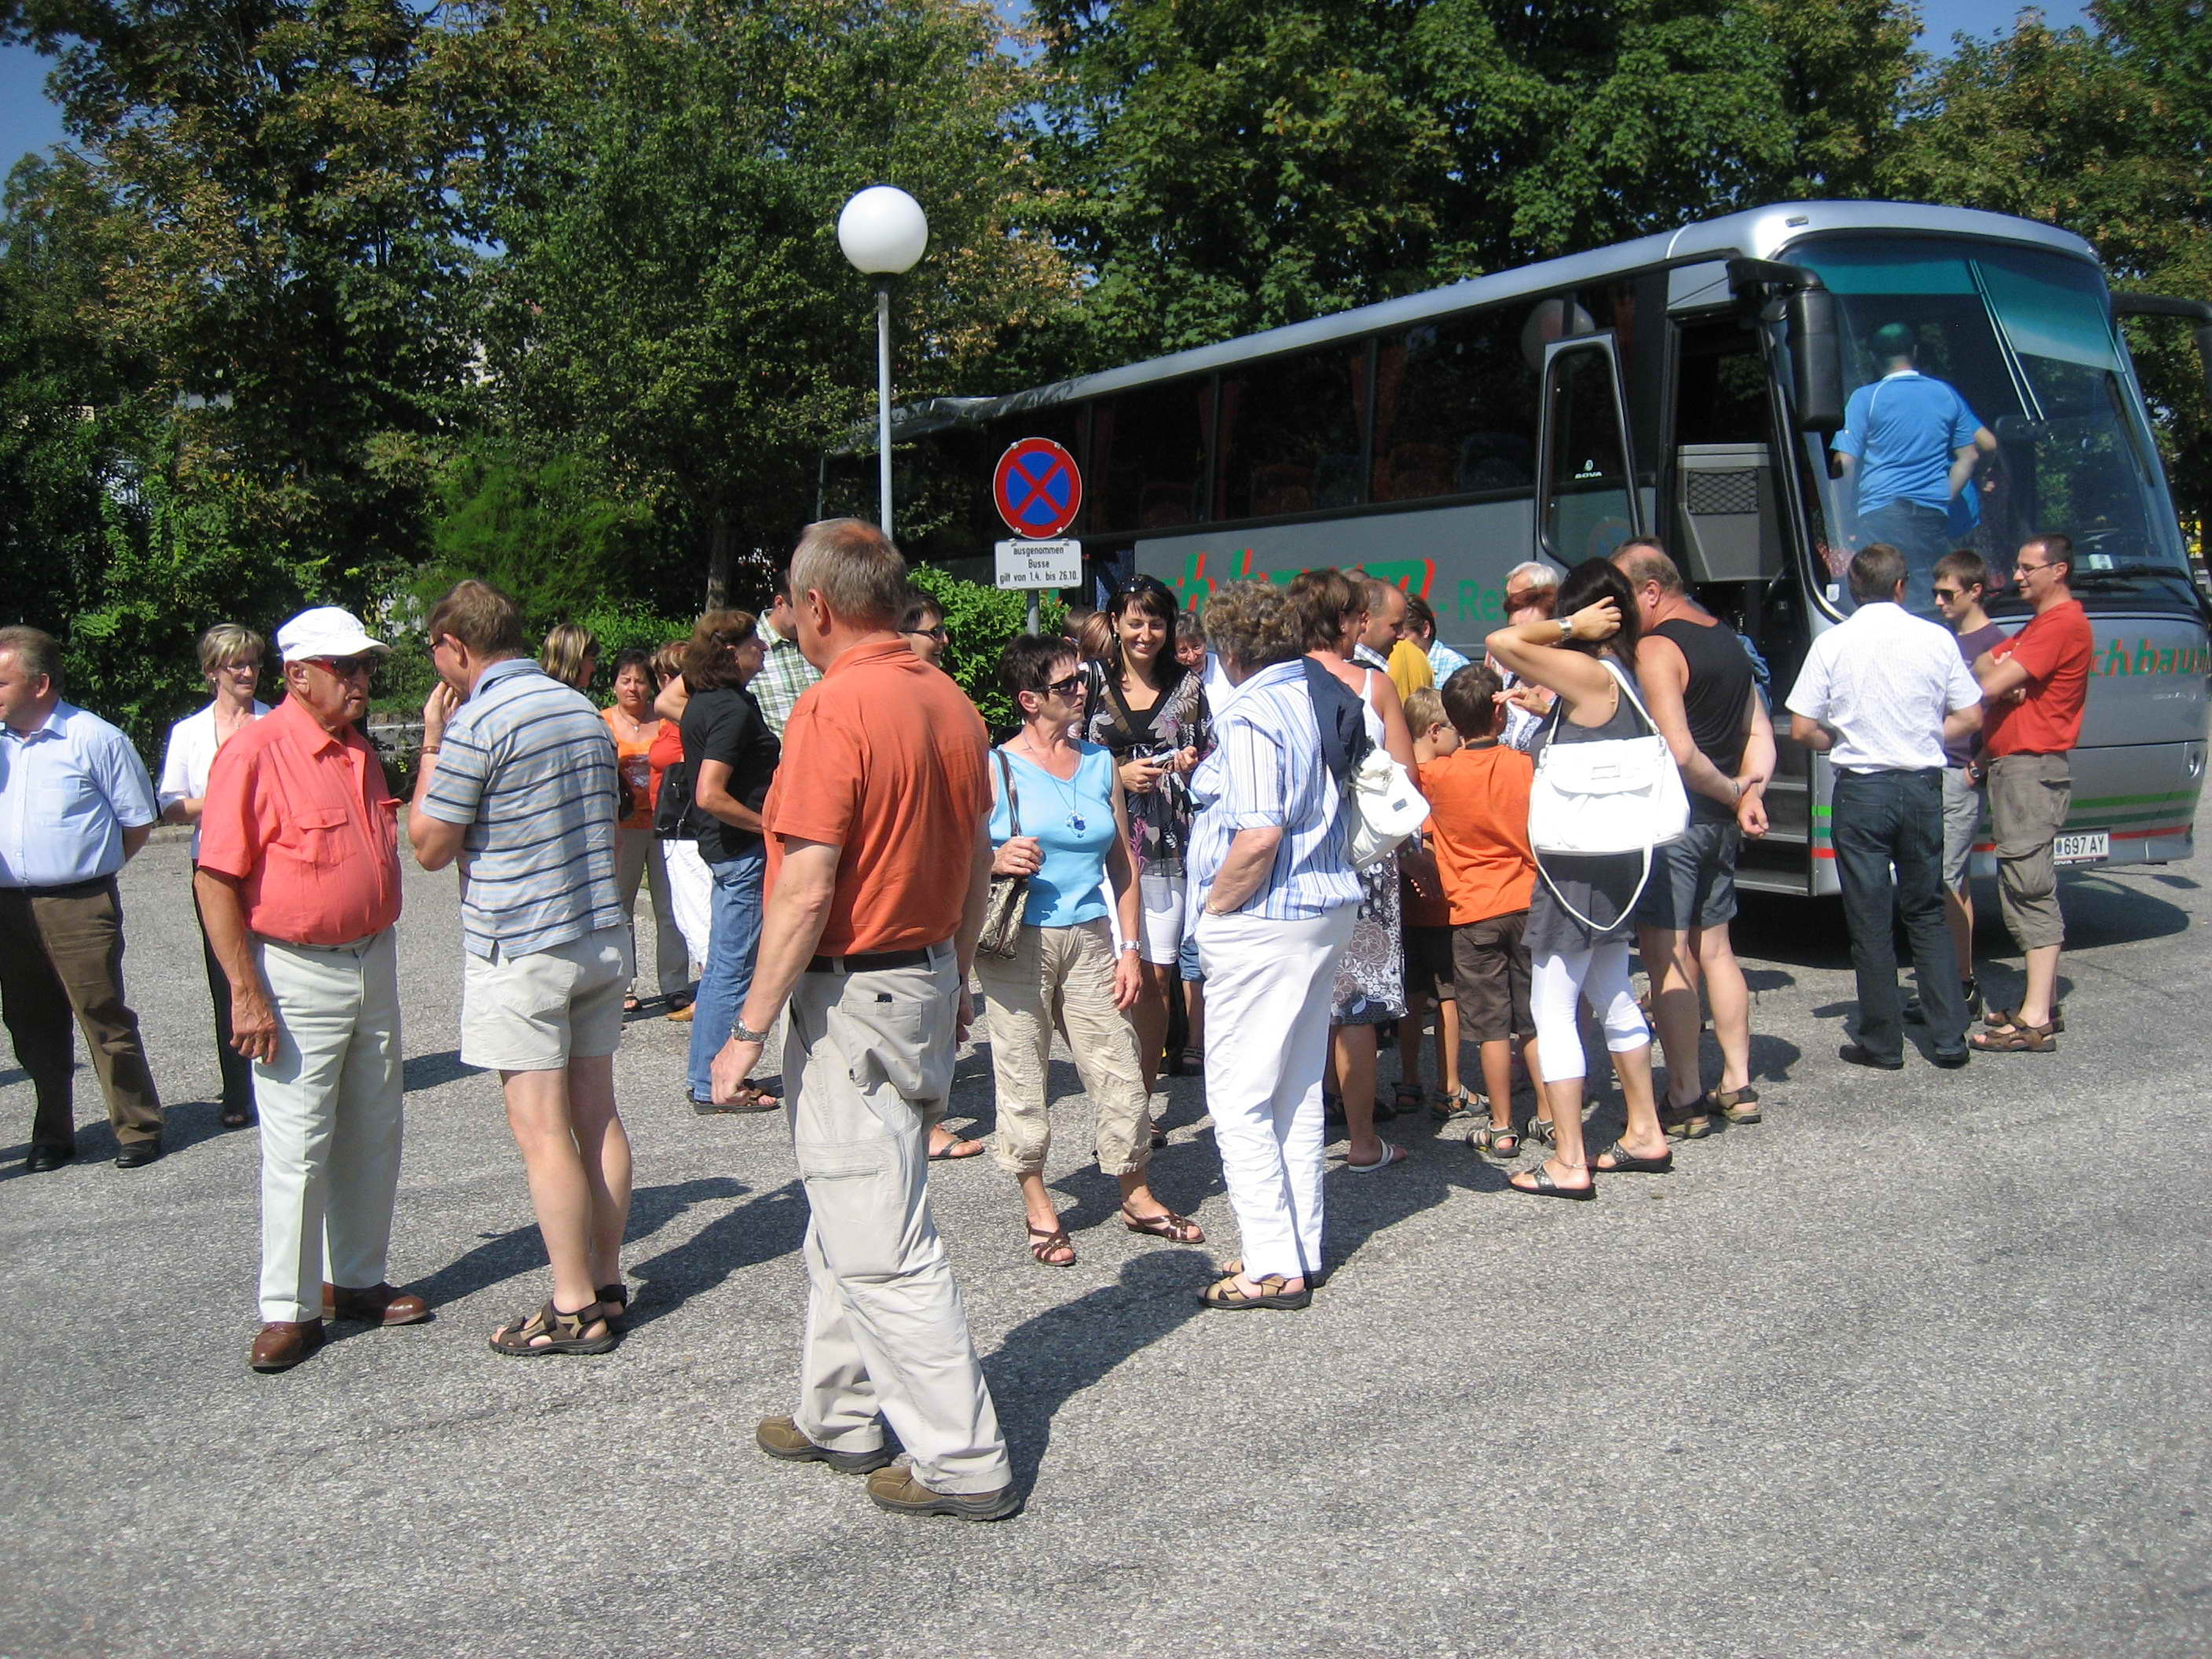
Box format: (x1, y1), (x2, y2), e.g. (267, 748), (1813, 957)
(1932, 586), (1961, 601)
(903, 625), (950, 642)
(1042, 672), (1085, 698)
(310, 654), (379, 679)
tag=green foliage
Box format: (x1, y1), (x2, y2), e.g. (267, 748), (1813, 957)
(414, 448), (654, 631)
(908, 565), (1063, 732)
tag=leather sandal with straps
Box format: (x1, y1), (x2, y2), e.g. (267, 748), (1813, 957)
(1120, 1205), (1204, 1244)
(489, 1298), (620, 1357)
(1027, 1224), (1077, 1267)
(1714, 1086), (1761, 1125)
(1198, 1271), (1310, 1311)
(1985, 1003), (2066, 1035)
(1970, 1017), (2058, 1053)
(1507, 1161), (1595, 1200)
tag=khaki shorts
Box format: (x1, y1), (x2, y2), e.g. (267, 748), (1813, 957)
(1940, 765), (1983, 893)
(460, 926), (630, 1072)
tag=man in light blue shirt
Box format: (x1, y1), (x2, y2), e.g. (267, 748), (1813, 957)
(0, 626), (167, 1170)
(1833, 323), (1997, 614)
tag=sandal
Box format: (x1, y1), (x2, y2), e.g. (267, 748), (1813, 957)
(928, 1134), (987, 1161)
(1470, 1122), (1522, 1159)
(220, 1102), (255, 1129)
(1715, 1086), (1761, 1125)
(1661, 1092), (1716, 1140)
(1198, 1271), (1310, 1311)
(1027, 1224), (1077, 1267)
(1593, 1139), (1674, 1174)
(489, 1298), (619, 1357)
(1985, 1004), (2065, 1035)
(598, 1282), (629, 1332)
(1969, 1019), (2058, 1053)
(1431, 1086), (1478, 1123)
(1344, 1140), (1408, 1173)
(1525, 1116), (1558, 1148)
(1391, 1083), (1425, 1117)
(1507, 1162), (1595, 1200)
(622, 994), (643, 1013)
(1121, 1205), (1205, 1245)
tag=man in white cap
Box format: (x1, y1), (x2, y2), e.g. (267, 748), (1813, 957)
(197, 606), (425, 1373)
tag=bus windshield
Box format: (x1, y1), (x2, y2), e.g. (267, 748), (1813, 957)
(1784, 236), (2191, 606)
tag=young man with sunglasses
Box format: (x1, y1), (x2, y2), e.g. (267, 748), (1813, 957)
(1922, 551), (2008, 1023)
(1968, 535), (2093, 1053)
(197, 608), (423, 1371)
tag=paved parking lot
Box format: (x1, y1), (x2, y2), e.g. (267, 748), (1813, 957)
(4, 835), (2208, 1657)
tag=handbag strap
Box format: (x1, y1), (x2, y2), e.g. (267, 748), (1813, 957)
(1596, 654), (1664, 738)
(1534, 843), (1657, 939)
(994, 746), (1022, 837)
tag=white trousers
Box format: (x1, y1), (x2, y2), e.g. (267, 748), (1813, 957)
(1529, 941), (1648, 1082)
(614, 826), (691, 997)
(786, 946), (1011, 1495)
(1196, 904), (1356, 1282)
(252, 930), (405, 1323)
(661, 837), (713, 971)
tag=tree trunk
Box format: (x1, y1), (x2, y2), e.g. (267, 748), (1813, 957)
(706, 506), (730, 610)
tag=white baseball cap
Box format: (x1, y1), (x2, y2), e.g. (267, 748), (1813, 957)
(276, 607), (390, 665)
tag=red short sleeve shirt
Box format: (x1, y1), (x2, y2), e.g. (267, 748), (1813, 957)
(1983, 600), (2093, 758)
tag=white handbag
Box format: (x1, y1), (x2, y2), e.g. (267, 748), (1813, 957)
(1527, 657), (1689, 930)
(1344, 743), (1429, 870)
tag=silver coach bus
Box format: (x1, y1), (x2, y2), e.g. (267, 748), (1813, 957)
(846, 201), (2212, 896)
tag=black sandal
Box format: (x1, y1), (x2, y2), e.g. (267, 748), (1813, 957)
(1525, 1117), (1558, 1148)
(489, 1299), (620, 1357)
(1470, 1122), (1522, 1159)
(1507, 1162), (1594, 1200)
(1594, 1139), (1674, 1174)
(597, 1282), (629, 1332)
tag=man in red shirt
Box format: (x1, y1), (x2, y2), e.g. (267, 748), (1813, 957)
(198, 608), (426, 1372)
(1970, 534), (2094, 1052)
(709, 519), (1016, 1522)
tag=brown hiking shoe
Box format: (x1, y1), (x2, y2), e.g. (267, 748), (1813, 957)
(864, 1464), (1021, 1521)
(755, 1416), (892, 1474)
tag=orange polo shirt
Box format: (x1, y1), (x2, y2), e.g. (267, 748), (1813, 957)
(197, 696), (403, 945)
(763, 639), (990, 956)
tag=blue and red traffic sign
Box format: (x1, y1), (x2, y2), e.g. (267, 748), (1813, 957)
(993, 438), (1082, 539)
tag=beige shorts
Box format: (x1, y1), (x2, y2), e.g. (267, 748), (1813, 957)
(460, 926), (629, 1072)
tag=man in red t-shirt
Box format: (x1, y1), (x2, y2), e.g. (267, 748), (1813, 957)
(708, 519), (1016, 1523)
(1969, 533), (2094, 1051)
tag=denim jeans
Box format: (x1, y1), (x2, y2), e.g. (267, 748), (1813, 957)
(1831, 768), (1965, 1062)
(1859, 500), (1950, 617)
(687, 848), (767, 1098)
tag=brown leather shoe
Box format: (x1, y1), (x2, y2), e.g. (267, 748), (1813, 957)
(250, 1319), (325, 1372)
(864, 1464), (1022, 1521)
(321, 1281), (430, 1326)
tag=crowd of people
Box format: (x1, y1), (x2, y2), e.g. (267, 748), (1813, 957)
(0, 512), (2097, 1521)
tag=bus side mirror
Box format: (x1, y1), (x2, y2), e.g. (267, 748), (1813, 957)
(1786, 287), (1845, 435)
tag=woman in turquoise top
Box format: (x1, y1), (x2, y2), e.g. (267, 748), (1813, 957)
(978, 635), (1207, 1267)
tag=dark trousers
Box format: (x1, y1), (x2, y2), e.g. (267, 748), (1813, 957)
(193, 873), (255, 1115)
(1831, 769), (1965, 1062)
(0, 878), (165, 1150)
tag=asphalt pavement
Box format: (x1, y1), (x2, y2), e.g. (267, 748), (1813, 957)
(3, 833), (2208, 1658)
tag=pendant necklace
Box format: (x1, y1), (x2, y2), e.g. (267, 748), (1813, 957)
(1021, 738), (1088, 833)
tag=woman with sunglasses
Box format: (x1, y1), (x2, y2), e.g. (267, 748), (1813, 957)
(1081, 574), (1209, 1095)
(157, 623), (275, 1129)
(980, 635), (1205, 1267)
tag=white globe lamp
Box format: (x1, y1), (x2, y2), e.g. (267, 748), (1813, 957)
(840, 187), (929, 539)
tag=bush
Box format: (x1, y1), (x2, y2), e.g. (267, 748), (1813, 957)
(908, 566), (1064, 733)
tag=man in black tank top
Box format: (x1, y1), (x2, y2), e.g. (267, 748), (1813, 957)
(1613, 540), (1776, 1137)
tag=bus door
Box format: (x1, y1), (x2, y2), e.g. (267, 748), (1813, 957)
(1535, 333), (1643, 567)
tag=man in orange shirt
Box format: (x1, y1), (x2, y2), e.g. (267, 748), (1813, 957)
(198, 608), (426, 1374)
(1418, 665), (1545, 1157)
(709, 519), (1016, 1522)
(1970, 533), (2096, 1052)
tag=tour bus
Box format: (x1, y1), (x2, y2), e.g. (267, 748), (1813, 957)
(839, 201), (2212, 896)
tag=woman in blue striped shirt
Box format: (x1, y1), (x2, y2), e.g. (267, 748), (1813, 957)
(1185, 583), (1361, 1311)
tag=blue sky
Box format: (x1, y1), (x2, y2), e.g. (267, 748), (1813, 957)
(0, 2), (2092, 179)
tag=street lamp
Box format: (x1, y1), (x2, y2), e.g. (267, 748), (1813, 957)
(837, 185), (929, 539)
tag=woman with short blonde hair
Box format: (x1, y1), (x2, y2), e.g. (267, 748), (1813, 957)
(540, 622), (599, 692)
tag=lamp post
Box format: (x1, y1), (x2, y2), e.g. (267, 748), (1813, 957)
(837, 185), (929, 539)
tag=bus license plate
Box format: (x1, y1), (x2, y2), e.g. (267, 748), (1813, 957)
(2053, 831), (2108, 865)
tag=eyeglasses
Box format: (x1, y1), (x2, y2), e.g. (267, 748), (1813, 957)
(1932, 586), (1961, 601)
(1042, 672), (1085, 698)
(2015, 560), (2052, 575)
(902, 625), (950, 643)
(309, 654), (379, 679)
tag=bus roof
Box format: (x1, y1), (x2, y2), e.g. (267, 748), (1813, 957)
(871, 200), (2097, 444)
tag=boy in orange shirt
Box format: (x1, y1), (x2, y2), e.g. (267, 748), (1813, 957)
(1418, 665), (1545, 1156)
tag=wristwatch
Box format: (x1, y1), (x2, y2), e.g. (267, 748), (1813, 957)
(732, 1018), (772, 1045)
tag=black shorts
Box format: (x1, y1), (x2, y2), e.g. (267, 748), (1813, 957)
(1401, 925), (1455, 1002)
(1452, 910), (1533, 1045)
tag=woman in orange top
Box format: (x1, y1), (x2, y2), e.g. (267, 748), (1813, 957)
(604, 647), (691, 1013)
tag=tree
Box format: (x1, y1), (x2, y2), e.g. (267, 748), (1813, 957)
(453, 0), (1077, 602)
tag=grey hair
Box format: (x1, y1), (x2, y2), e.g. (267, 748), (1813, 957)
(1503, 560), (1558, 591)
(789, 518), (908, 629)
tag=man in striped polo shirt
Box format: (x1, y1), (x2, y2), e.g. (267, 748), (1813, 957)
(410, 580), (635, 1357)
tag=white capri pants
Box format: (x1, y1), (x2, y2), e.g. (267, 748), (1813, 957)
(1530, 941), (1649, 1082)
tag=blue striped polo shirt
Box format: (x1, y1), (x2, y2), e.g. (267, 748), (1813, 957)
(419, 657), (624, 958)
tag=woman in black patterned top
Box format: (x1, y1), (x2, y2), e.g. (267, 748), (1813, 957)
(1083, 575), (1210, 1093)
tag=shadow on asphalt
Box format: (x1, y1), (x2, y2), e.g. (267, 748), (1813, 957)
(624, 1177), (810, 1329)
(404, 1049), (480, 1093)
(981, 1248), (1215, 1491)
